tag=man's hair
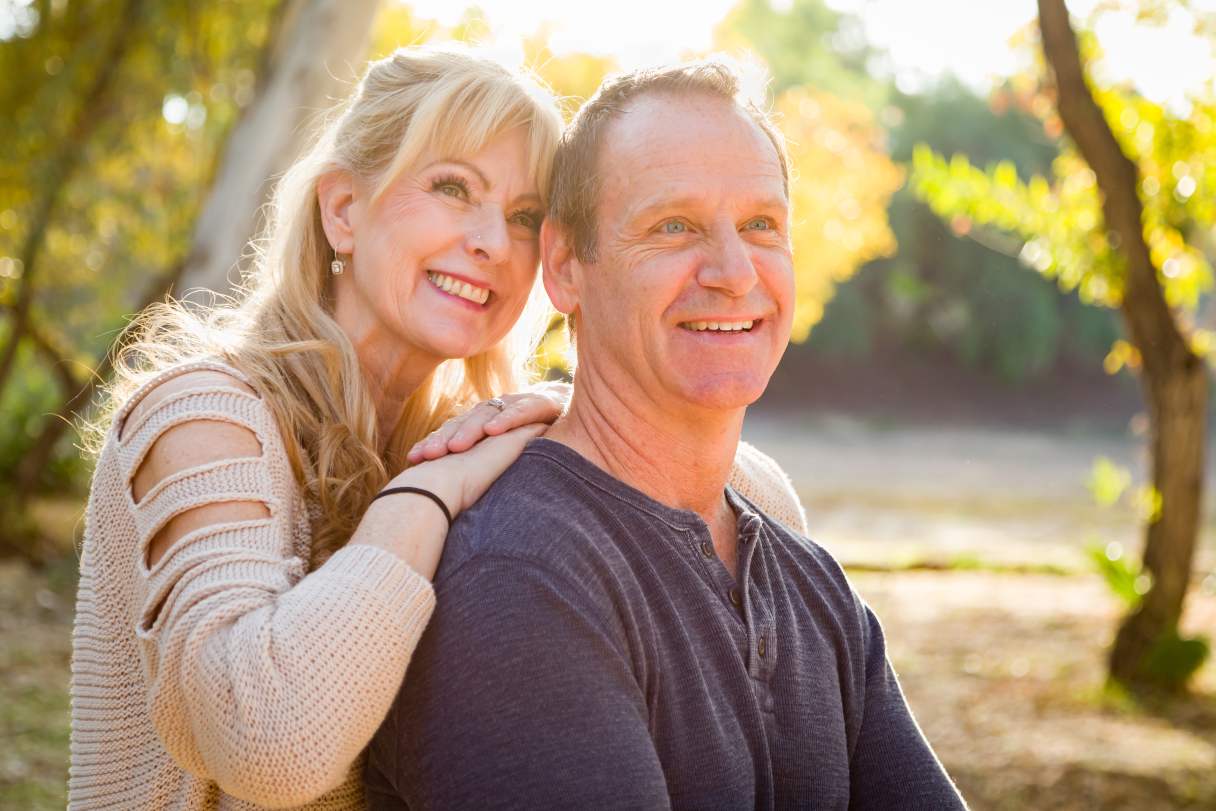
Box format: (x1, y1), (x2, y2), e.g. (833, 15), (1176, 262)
(548, 57), (790, 264)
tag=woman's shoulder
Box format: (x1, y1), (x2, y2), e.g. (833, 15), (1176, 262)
(106, 357), (294, 493)
(730, 440), (809, 536)
(118, 357), (258, 437)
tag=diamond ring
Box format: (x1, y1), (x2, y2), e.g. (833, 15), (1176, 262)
(485, 397), (507, 412)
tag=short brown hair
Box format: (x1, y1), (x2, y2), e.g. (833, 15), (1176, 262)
(548, 58), (790, 264)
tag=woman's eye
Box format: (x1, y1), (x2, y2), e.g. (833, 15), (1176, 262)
(662, 220), (687, 234)
(509, 210), (542, 232)
(744, 217), (772, 231)
(432, 176), (470, 200)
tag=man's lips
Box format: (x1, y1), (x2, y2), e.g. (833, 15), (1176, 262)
(676, 317), (763, 333)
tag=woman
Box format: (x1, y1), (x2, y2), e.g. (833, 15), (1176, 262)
(69, 46), (807, 809)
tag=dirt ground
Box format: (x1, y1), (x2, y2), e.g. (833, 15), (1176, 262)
(857, 570), (1216, 810)
(3, 415), (1215, 809)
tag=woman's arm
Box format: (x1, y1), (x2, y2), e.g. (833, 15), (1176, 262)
(122, 370), (439, 806)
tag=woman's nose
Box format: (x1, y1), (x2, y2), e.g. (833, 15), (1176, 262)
(465, 210), (511, 265)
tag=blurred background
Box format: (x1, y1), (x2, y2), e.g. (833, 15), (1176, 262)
(2, 0), (1215, 808)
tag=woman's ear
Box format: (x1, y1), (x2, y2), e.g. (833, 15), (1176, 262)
(540, 219), (581, 317)
(316, 170), (357, 255)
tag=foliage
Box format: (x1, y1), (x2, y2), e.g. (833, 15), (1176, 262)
(367, 3), (440, 58)
(1144, 629), (1211, 691)
(1086, 540), (1145, 607)
(859, 79), (1121, 382)
(910, 83), (1215, 325)
(0, 0), (283, 504)
(523, 30), (619, 115)
(777, 88), (903, 341)
(714, 0), (885, 105)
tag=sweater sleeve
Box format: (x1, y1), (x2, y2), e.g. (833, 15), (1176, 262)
(729, 440), (809, 536)
(118, 378), (435, 807)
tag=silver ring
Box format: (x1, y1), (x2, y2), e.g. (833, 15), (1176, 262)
(485, 397), (507, 412)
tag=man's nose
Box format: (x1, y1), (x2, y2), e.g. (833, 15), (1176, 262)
(697, 229), (758, 297)
(464, 209), (511, 265)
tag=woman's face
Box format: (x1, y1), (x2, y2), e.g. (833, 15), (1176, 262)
(331, 128), (543, 365)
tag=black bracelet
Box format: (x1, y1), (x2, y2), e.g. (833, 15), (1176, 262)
(371, 486), (452, 531)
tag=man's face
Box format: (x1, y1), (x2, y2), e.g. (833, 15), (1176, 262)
(571, 93), (793, 415)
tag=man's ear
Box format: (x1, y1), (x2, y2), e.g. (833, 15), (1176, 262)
(540, 218), (582, 317)
(316, 170), (357, 255)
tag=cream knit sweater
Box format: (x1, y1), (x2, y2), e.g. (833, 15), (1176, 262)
(69, 359), (808, 810)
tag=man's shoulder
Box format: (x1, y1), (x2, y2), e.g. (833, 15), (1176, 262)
(434, 440), (629, 584)
(737, 489), (857, 605)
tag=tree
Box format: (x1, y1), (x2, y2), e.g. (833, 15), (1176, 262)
(0, 0), (382, 558)
(912, 0), (1212, 690)
(177, 0), (382, 294)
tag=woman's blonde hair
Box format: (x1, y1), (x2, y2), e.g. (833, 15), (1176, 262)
(85, 45), (563, 565)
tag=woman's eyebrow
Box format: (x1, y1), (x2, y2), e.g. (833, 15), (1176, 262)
(436, 158), (492, 189)
(432, 158), (539, 207)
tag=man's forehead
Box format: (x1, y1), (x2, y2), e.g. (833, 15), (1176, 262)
(597, 92), (785, 206)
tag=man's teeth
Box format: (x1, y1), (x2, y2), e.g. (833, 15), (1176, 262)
(427, 271), (490, 305)
(681, 320), (755, 332)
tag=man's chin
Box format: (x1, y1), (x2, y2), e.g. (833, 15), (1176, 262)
(675, 373), (771, 413)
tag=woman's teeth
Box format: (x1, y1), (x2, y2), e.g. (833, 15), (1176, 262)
(680, 320), (755, 332)
(427, 271), (489, 305)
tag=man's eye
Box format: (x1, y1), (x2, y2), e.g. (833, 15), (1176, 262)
(744, 217), (772, 231)
(662, 221), (687, 234)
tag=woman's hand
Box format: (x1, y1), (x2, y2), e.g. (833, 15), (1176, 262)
(353, 422), (548, 578)
(406, 382), (570, 464)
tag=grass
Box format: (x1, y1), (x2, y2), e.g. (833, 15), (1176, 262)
(0, 557), (75, 810)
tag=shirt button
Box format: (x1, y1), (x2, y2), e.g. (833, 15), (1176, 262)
(729, 587), (742, 607)
(758, 636), (767, 658)
(700, 542), (714, 559)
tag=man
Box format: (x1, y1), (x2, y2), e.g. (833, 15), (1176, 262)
(365, 60), (966, 810)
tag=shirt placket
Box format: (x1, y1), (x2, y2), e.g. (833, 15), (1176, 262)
(736, 511), (777, 713)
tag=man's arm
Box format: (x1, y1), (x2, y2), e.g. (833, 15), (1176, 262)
(365, 554), (671, 810)
(847, 604), (968, 810)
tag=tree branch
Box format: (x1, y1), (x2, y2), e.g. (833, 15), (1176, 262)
(1036, 0), (1188, 365)
(0, 0), (147, 398)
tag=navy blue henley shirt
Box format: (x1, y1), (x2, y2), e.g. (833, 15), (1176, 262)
(365, 438), (965, 809)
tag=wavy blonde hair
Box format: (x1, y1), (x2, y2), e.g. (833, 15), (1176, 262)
(86, 45), (563, 565)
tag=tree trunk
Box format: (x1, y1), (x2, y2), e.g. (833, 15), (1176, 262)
(175, 0), (381, 295)
(1037, 0), (1207, 689)
(1109, 358), (1207, 685)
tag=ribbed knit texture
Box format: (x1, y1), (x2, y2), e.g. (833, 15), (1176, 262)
(69, 360), (436, 810)
(730, 439), (809, 537)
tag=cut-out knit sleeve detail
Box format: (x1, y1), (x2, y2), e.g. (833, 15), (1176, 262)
(118, 374), (436, 806)
(132, 457), (278, 554)
(730, 440), (809, 536)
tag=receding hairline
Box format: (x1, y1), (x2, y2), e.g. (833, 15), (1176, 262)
(594, 88), (787, 182)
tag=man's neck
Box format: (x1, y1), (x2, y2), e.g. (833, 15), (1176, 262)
(544, 373), (744, 526)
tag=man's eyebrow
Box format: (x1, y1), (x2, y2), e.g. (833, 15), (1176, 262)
(626, 193), (789, 223)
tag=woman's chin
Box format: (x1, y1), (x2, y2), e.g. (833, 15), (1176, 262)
(416, 334), (494, 363)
